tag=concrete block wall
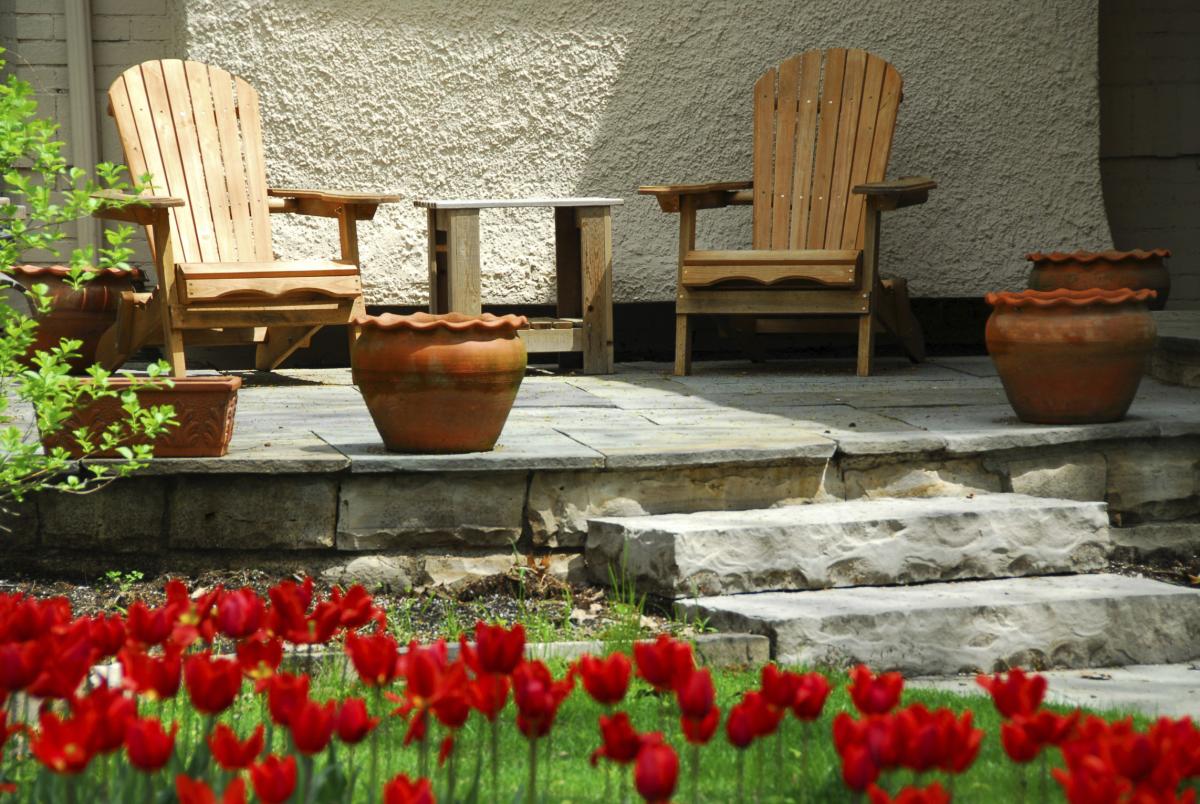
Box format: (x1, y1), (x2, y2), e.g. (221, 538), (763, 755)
(1100, 0), (1200, 308)
(0, 0), (179, 266)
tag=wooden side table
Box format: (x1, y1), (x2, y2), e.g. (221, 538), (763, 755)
(414, 197), (621, 374)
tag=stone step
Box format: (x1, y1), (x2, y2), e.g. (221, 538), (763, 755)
(675, 573), (1200, 675)
(586, 494), (1110, 598)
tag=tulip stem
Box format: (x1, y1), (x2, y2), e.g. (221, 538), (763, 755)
(368, 688), (381, 804)
(690, 743), (700, 804)
(1039, 751), (1048, 804)
(527, 737), (539, 804)
(736, 750), (745, 804)
(490, 717), (500, 803)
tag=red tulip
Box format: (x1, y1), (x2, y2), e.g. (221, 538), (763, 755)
(120, 645), (182, 701)
(184, 652), (242, 714)
(841, 743), (881, 791)
(674, 667), (715, 720)
(267, 672), (310, 727)
(126, 600), (177, 647)
(467, 672), (510, 721)
(176, 775), (247, 804)
(216, 588), (264, 639)
(289, 697), (337, 755)
(30, 710), (95, 774)
(345, 631), (400, 687)
(331, 584), (378, 629)
(0, 641), (41, 692)
(761, 664), (800, 709)
(72, 683), (137, 754)
(849, 665), (904, 715)
(465, 621), (525, 676)
(576, 653), (631, 706)
(976, 668), (1047, 719)
(124, 717), (177, 772)
(512, 659), (573, 739)
(791, 672), (831, 721)
(591, 712), (644, 766)
(250, 754), (297, 804)
(681, 706), (721, 745)
(337, 697), (380, 744)
(208, 723), (264, 770)
(867, 781), (951, 804)
(939, 710), (984, 774)
(1024, 710), (1079, 747)
(635, 741), (679, 804)
(726, 700), (756, 749)
(633, 635), (694, 694)
(236, 636), (283, 685)
(382, 773), (436, 804)
(1053, 755), (1129, 804)
(742, 690), (783, 737)
(25, 628), (95, 700)
(87, 613), (127, 659)
(1001, 718), (1042, 763)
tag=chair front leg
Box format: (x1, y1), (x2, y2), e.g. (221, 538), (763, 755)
(674, 197), (698, 376)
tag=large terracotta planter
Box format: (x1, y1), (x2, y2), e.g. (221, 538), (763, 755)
(9, 265), (140, 373)
(985, 288), (1157, 424)
(1027, 249), (1170, 311)
(40, 375), (241, 458)
(351, 312), (528, 453)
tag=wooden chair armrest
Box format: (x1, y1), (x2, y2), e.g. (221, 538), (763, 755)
(91, 191), (183, 224)
(268, 188), (402, 205)
(638, 181), (753, 213)
(852, 176), (936, 210)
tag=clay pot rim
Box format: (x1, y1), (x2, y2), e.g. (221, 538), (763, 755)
(351, 311), (529, 333)
(1025, 249), (1171, 264)
(8, 264), (144, 279)
(75, 375), (243, 392)
(985, 287), (1158, 308)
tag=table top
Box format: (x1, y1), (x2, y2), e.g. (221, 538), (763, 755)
(414, 197), (624, 210)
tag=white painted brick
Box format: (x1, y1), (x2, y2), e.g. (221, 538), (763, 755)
(92, 0), (168, 15)
(14, 14), (55, 40)
(14, 0), (64, 13)
(136, 17), (173, 41)
(12, 39), (67, 65)
(91, 16), (130, 42)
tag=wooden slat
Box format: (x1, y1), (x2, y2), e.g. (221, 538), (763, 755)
(107, 72), (158, 257)
(180, 273), (362, 303)
(234, 76), (273, 260)
(183, 61), (237, 261)
(769, 55), (801, 249)
(444, 208), (481, 315)
(750, 68), (776, 248)
(681, 264), (856, 288)
(805, 48), (846, 249)
(684, 249), (859, 266)
(788, 50), (823, 249)
(177, 260), (358, 279)
(138, 61), (203, 264)
(162, 60), (220, 263)
(173, 300), (354, 329)
(856, 64), (903, 250)
(414, 197), (622, 210)
(675, 288), (869, 315)
(579, 206), (614, 374)
(823, 48), (867, 249)
(118, 66), (180, 270)
(841, 55), (887, 248)
(208, 65), (256, 259)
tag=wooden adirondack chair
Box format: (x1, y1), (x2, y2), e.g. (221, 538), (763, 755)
(640, 48), (935, 377)
(93, 59), (400, 377)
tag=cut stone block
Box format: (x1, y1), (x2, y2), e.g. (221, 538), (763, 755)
(169, 475), (337, 550)
(588, 494), (1110, 598)
(39, 478), (167, 553)
(528, 462), (838, 548)
(677, 574), (1200, 675)
(1105, 439), (1200, 522)
(1005, 452), (1107, 502)
(1110, 522), (1200, 563)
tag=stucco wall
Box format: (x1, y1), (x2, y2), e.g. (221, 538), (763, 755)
(174, 0), (1110, 305)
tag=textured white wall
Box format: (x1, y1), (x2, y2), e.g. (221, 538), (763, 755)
(175, 0), (1111, 304)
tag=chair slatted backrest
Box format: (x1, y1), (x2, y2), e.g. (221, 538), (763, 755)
(108, 59), (274, 264)
(751, 49), (902, 252)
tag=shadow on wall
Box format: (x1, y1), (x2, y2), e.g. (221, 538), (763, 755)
(176, 0), (1110, 308)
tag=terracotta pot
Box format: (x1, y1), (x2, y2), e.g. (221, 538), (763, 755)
(985, 288), (1157, 424)
(40, 375), (241, 458)
(9, 265), (141, 373)
(351, 312), (528, 453)
(1026, 249), (1170, 310)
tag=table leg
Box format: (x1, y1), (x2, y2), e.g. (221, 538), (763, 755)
(431, 208), (482, 315)
(554, 207), (583, 371)
(577, 206), (614, 374)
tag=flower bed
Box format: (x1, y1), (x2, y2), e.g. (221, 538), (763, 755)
(0, 580), (1195, 803)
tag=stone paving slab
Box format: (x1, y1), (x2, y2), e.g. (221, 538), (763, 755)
(910, 664), (1200, 719)
(588, 494), (1111, 597)
(678, 574), (1200, 675)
